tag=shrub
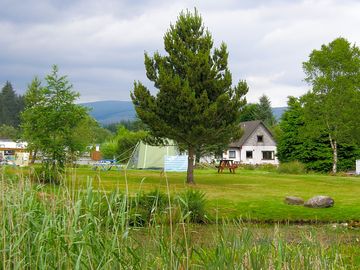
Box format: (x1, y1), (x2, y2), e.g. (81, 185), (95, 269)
(257, 163), (278, 172)
(238, 164), (256, 170)
(176, 189), (208, 223)
(31, 162), (63, 184)
(130, 190), (169, 226)
(278, 161), (306, 174)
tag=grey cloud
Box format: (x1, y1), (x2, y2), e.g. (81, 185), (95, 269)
(1, 0), (360, 106)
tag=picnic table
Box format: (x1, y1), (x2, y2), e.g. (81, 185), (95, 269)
(216, 159), (238, 173)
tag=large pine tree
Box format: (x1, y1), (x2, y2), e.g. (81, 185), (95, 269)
(131, 10), (248, 184)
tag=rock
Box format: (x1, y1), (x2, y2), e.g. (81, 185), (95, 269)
(304, 196), (334, 208)
(284, 196), (304, 205)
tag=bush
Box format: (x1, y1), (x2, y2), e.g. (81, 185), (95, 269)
(176, 189), (208, 223)
(238, 164), (256, 170)
(32, 162), (63, 184)
(130, 190), (169, 226)
(278, 161), (306, 174)
(257, 163), (278, 172)
(237, 163), (277, 172)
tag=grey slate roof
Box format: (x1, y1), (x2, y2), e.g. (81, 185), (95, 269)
(229, 120), (272, 148)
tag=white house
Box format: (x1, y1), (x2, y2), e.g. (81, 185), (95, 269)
(0, 139), (29, 166)
(223, 120), (279, 165)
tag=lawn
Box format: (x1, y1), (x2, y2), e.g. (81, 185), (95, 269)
(34, 166), (360, 222)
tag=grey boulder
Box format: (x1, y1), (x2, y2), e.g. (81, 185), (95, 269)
(304, 196), (334, 208)
(284, 196), (304, 205)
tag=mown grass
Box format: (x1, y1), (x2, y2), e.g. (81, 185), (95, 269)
(67, 167), (360, 222)
(2, 171), (360, 269)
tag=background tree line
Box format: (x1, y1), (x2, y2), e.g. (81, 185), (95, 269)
(277, 38), (360, 173)
(0, 81), (24, 139)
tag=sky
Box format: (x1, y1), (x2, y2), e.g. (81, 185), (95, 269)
(1, 0), (360, 107)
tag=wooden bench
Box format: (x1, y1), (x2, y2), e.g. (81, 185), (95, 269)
(216, 159), (238, 174)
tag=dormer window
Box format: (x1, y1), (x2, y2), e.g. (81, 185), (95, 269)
(257, 135), (263, 143)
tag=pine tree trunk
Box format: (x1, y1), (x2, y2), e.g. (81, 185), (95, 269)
(187, 146), (195, 184)
(329, 134), (337, 174)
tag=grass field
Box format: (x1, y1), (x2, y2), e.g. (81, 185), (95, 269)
(2, 165), (360, 268)
(16, 166), (360, 222)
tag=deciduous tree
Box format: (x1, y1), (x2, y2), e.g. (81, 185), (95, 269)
(303, 37), (360, 173)
(21, 66), (90, 182)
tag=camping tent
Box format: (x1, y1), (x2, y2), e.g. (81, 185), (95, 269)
(126, 141), (186, 170)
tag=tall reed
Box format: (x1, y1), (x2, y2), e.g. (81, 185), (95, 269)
(0, 168), (356, 269)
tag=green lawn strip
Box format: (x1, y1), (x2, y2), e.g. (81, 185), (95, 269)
(64, 167), (360, 222)
(7, 166), (360, 222)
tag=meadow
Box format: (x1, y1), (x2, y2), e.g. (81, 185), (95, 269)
(2, 165), (360, 269)
(60, 167), (360, 222)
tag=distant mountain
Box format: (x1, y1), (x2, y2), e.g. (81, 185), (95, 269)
(81, 101), (136, 124)
(272, 107), (287, 121)
(81, 100), (287, 125)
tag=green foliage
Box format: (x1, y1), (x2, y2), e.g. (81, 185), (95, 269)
(277, 95), (360, 173)
(0, 81), (24, 127)
(239, 103), (258, 122)
(130, 190), (169, 226)
(239, 95), (276, 128)
(0, 124), (19, 140)
(254, 94), (276, 127)
(101, 126), (148, 161)
(105, 119), (147, 133)
(337, 143), (360, 171)
(32, 161), (63, 184)
(90, 122), (113, 144)
(116, 126), (147, 161)
(237, 163), (278, 172)
(303, 37), (360, 172)
(100, 139), (118, 159)
(131, 9), (248, 183)
(176, 189), (208, 223)
(21, 66), (91, 181)
(278, 161), (306, 174)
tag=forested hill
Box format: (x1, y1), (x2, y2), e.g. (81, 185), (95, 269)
(81, 101), (136, 124)
(81, 100), (287, 124)
(272, 107), (287, 121)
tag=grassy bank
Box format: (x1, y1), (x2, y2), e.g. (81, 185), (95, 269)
(2, 175), (360, 269)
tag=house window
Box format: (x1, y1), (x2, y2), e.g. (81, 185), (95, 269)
(246, 151), (253, 159)
(262, 151), (274, 160)
(257, 135), (263, 142)
(229, 150), (236, 158)
(4, 150), (15, 155)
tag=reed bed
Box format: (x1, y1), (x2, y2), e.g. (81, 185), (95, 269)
(1, 170), (359, 269)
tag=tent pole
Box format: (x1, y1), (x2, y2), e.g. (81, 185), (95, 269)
(125, 141), (140, 170)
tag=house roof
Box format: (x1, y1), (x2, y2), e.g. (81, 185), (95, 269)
(229, 120), (273, 147)
(0, 139), (27, 149)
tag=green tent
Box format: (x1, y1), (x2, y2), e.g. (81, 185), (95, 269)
(126, 141), (179, 169)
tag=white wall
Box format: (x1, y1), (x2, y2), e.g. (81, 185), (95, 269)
(240, 145), (278, 165)
(223, 148), (241, 162)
